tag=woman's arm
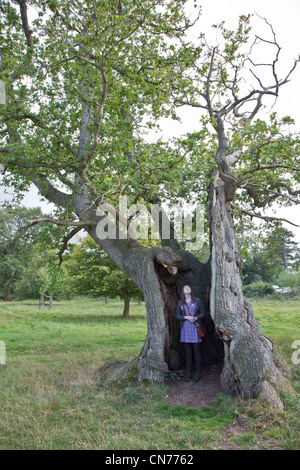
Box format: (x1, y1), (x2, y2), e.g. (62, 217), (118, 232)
(176, 302), (194, 323)
(195, 298), (205, 322)
(176, 302), (187, 321)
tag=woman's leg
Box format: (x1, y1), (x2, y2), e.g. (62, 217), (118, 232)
(192, 343), (202, 382)
(184, 343), (192, 380)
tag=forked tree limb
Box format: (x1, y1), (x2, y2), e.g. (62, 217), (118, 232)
(233, 207), (299, 227)
(58, 226), (83, 266)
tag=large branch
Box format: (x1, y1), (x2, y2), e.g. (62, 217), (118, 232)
(3, 121), (75, 210)
(10, 0), (34, 81)
(3, 126), (75, 208)
(79, 56), (108, 177)
(25, 217), (92, 228)
(12, 218), (90, 248)
(238, 164), (300, 180)
(16, 0), (34, 48)
(269, 182), (300, 197)
(32, 175), (74, 207)
(242, 181), (300, 208)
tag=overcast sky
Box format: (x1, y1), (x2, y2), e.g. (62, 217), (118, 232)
(1, 0), (300, 240)
(201, 0), (300, 242)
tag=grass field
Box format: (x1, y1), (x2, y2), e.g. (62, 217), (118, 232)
(0, 298), (299, 450)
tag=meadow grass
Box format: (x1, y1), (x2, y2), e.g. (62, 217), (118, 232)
(0, 297), (299, 450)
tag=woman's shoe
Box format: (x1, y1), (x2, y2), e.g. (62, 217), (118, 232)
(192, 374), (202, 383)
(185, 373), (191, 381)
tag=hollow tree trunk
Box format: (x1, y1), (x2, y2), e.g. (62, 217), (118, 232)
(148, 202), (224, 372)
(75, 174), (293, 409)
(86, 194), (223, 384)
(137, 245), (221, 382)
(208, 175), (294, 409)
(154, 246), (224, 371)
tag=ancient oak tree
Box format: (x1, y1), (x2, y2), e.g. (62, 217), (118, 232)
(1, 2), (299, 408)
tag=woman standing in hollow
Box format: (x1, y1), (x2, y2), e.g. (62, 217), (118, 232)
(176, 285), (205, 382)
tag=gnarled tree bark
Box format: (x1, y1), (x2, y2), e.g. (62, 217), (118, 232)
(208, 171), (294, 409)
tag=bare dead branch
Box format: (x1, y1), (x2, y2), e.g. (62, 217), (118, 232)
(234, 207), (299, 227)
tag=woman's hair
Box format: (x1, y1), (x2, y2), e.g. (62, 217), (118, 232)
(181, 284), (196, 304)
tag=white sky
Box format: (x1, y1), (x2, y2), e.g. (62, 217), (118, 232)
(158, 0), (300, 242)
(1, 0), (300, 241)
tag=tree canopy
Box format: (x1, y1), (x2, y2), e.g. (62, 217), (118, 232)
(0, 1), (299, 245)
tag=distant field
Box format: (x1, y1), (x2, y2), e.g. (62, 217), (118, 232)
(0, 298), (299, 450)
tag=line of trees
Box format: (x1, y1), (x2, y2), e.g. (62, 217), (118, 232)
(240, 222), (300, 285)
(0, 206), (64, 301)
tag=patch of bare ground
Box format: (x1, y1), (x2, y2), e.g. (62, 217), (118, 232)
(164, 363), (223, 408)
(164, 363), (281, 450)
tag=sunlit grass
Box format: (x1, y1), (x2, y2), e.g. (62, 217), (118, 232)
(0, 298), (299, 450)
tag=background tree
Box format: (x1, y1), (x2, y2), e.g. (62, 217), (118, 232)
(241, 223), (300, 284)
(64, 236), (143, 316)
(265, 224), (299, 271)
(13, 243), (66, 301)
(0, 205), (64, 300)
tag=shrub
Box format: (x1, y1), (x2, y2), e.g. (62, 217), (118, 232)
(276, 270), (300, 288)
(243, 281), (275, 298)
